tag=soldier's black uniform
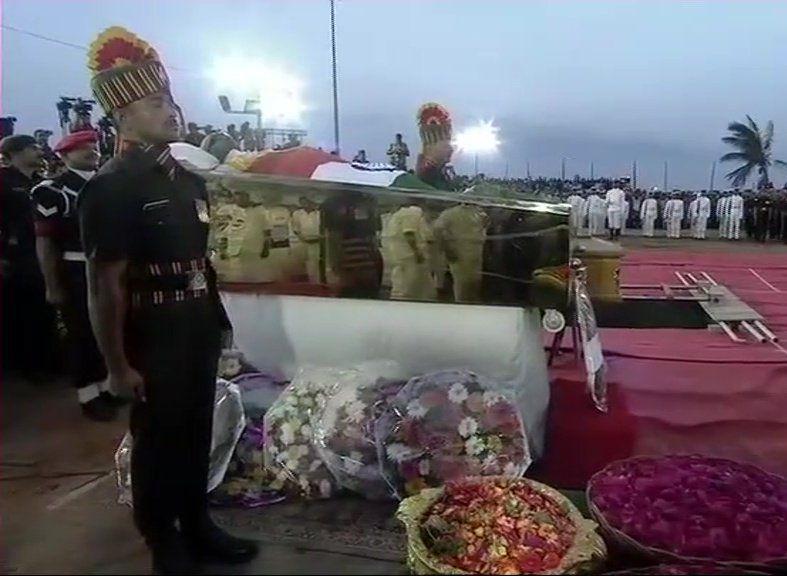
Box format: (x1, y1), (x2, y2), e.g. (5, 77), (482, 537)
(79, 144), (230, 541)
(0, 165), (58, 376)
(31, 170), (108, 399)
(753, 195), (772, 242)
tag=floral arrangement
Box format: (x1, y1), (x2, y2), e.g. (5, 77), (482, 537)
(210, 418), (287, 508)
(588, 455), (787, 567)
(375, 370), (531, 498)
(263, 367), (345, 499)
(314, 376), (406, 500)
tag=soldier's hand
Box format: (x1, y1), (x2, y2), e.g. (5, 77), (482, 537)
(110, 367), (146, 402)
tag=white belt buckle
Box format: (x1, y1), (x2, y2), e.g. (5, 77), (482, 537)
(187, 270), (207, 291)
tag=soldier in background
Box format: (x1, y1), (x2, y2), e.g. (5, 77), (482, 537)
(387, 133), (410, 170)
(184, 122), (205, 147)
(32, 130), (125, 420)
(433, 203), (488, 303)
(291, 196), (321, 284)
(1, 135), (59, 379)
(387, 202), (436, 301)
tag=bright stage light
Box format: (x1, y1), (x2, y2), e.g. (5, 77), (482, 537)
(453, 120), (501, 155)
(209, 56), (307, 125)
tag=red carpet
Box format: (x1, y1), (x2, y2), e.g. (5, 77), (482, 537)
(536, 249), (787, 489)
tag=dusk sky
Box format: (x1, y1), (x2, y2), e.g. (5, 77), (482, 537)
(3, 0), (786, 188)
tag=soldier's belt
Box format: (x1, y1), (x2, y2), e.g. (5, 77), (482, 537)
(130, 258), (209, 308)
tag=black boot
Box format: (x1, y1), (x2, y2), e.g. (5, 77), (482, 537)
(81, 396), (118, 422)
(186, 518), (259, 564)
(150, 530), (201, 575)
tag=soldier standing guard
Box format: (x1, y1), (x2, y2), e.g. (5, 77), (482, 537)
(32, 130), (126, 421)
(79, 27), (258, 573)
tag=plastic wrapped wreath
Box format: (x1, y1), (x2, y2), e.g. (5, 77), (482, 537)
(588, 455), (787, 570)
(313, 362), (407, 500)
(375, 370), (531, 498)
(263, 366), (345, 499)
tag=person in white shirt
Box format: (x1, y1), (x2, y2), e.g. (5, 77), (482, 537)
(640, 193), (658, 237)
(387, 204), (436, 300)
(605, 184), (626, 240)
(291, 196), (322, 283)
(433, 204), (488, 303)
(717, 193), (731, 239)
(566, 192), (586, 236)
(729, 192), (744, 240)
(664, 195), (684, 239)
(586, 192), (606, 237)
(689, 192), (711, 239)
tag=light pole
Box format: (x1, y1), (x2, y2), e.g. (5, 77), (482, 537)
(330, 0), (340, 155)
(663, 161), (669, 192)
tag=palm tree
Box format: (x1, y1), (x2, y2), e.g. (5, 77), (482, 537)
(720, 116), (787, 188)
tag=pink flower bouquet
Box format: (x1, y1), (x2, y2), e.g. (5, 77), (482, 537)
(375, 370), (531, 498)
(588, 455), (787, 570)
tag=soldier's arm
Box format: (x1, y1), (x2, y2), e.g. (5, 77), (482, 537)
(80, 174), (143, 397)
(87, 258), (131, 375)
(32, 184), (67, 305)
(36, 238), (66, 305)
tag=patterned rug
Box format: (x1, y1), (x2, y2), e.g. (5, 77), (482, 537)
(213, 497), (405, 562)
(212, 490), (588, 563)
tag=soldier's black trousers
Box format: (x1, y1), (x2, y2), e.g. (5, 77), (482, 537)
(61, 263), (107, 391)
(128, 298), (221, 542)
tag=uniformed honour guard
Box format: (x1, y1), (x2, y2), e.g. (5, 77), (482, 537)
(32, 130), (127, 421)
(604, 183), (626, 240)
(664, 194), (684, 239)
(388, 203), (437, 301)
(433, 203), (488, 303)
(640, 193), (658, 237)
(689, 192), (711, 239)
(79, 27), (258, 573)
(586, 191), (606, 237)
(566, 191), (586, 236)
(291, 196), (322, 284)
(729, 191), (744, 240)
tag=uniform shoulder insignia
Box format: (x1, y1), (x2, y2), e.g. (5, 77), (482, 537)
(36, 204), (59, 218)
(31, 182), (65, 216)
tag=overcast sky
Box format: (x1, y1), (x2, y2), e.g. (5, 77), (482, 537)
(3, 0), (786, 188)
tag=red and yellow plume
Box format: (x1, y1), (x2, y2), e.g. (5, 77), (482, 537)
(88, 26), (159, 74)
(87, 26), (170, 113)
(417, 102), (452, 145)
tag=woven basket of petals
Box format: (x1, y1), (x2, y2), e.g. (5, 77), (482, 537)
(587, 455), (787, 573)
(397, 476), (606, 575)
